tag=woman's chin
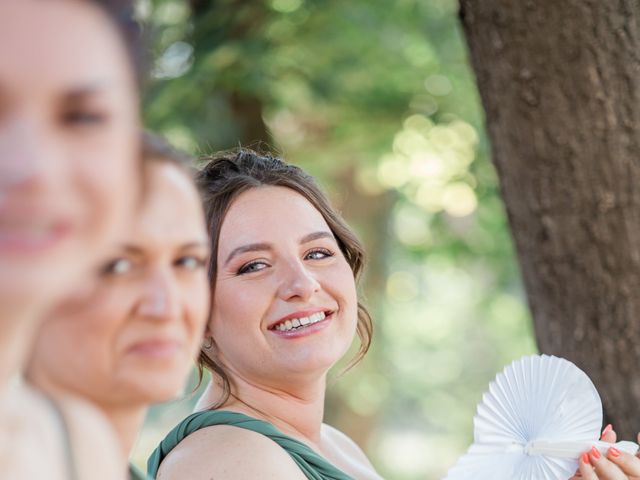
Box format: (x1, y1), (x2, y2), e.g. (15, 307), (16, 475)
(270, 353), (345, 379)
(118, 369), (191, 405)
(121, 380), (186, 406)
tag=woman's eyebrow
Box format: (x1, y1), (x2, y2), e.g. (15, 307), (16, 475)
(62, 81), (110, 102)
(178, 241), (210, 251)
(300, 231), (334, 244)
(223, 232), (334, 266)
(118, 244), (145, 256)
(224, 243), (272, 266)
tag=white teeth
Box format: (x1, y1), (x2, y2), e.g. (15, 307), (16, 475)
(273, 311), (328, 332)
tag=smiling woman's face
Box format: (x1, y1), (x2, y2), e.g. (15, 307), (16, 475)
(0, 0), (139, 316)
(28, 163), (210, 405)
(208, 185), (359, 388)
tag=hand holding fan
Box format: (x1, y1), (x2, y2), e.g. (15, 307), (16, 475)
(445, 355), (639, 480)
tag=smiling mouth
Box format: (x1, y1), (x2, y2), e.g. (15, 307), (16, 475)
(0, 219), (72, 253)
(270, 311), (332, 332)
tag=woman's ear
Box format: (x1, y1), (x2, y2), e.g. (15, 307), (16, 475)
(203, 320), (214, 339)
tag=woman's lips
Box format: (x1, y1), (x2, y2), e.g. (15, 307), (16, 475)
(268, 309), (333, 330)
(0, 199), (77, 254)
(0, 220), (73, 254)
(269, 311), (334, 339)
(127, 339), (183, 359)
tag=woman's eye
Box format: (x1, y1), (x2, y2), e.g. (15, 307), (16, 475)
(175, 256), (206, 270)
(305, 248), (334, 260)
(237, 261), (268, 275)
(62, 110), (107, 126)
(101, 258), (132, 276)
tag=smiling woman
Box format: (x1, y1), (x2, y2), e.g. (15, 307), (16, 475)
(147, 150), (380, 480)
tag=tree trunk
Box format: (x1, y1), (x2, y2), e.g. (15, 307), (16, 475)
(460, 0), (640, 438)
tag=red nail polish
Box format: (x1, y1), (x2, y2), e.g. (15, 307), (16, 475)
(582, 452), (590, 464)
(601, 424), (613, 439)
(609, 447), (620, 458)
(591, 446), (601, 459)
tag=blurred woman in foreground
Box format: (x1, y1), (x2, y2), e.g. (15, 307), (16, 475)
(148, 150), (382, 479)
(0, 0), (141, 478)
(28, 134), (211, 480)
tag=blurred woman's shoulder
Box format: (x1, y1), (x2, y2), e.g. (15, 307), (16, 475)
(1, 385), (124, 480)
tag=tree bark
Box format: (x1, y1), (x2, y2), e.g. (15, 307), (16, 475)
(460, 0), (640, 437)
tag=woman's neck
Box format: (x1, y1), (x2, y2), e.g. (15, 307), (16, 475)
(26, 366), (146, 457)
(0, 308), (41, 389)
(198, 374), (327, 446)
(94, 403), (147, 456)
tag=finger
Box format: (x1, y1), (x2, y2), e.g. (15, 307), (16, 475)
(606, 447), (640, 476)
(569, 464), (584, 479)
(578, 452), (598, 480)
(601, 424), (617, 443)
(589, 446), (627, 479)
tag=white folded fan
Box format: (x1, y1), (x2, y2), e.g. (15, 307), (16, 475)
(445, 355), (639, 480)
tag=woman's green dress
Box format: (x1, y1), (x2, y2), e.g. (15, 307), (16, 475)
(147, 410), (354, 480)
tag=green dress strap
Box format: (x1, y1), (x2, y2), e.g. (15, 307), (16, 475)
(147, 410), (354, 480)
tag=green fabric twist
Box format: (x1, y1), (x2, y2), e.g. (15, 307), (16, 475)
(147, 410), (354, 480)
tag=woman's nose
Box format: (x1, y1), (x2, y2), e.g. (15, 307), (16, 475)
(277, 260), (321, 301)
(137, 267), (180, 320)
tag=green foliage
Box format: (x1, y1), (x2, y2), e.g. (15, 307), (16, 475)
(133, 1), (537, 478)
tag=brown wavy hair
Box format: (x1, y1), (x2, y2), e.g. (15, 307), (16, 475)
(196, 149), (373, 408)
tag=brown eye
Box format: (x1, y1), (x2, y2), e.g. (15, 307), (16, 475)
(175, 256), (206, 270)
(101, 258), (132, 276)
(62, 110), (107, 126)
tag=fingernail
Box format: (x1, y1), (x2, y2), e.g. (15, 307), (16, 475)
(609, 447), (620, 458)
(591, 446), (601, 459)
(601, 424), (613, 438)
(581, 452), (590, 464)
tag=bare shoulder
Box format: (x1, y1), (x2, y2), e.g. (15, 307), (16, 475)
(157, 424), (308, 480)
(56, 395), (126, 480)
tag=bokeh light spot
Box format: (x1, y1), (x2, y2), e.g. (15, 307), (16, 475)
(442, 182), (477, 217)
